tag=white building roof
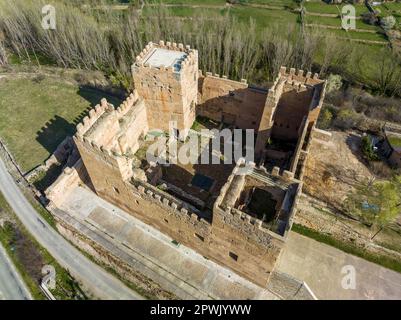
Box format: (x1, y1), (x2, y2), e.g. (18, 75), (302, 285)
(143, 48), (187, 72)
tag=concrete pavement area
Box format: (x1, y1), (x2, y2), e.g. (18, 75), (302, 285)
(277, 232), (401, 300)
(0, 243), (32, 300)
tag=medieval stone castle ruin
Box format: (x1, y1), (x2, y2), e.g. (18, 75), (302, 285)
(46, 41), (330, 288)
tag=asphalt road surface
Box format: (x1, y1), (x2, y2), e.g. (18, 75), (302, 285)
(0, 158), (142, 300)
(0, 243), (31, 300)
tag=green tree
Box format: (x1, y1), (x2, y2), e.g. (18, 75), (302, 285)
(333, 108), (359, 130)
(361, 135), (379, 161)
(326, 74), (342, 93)
(345, 176), (401, 228)
(318, 108), (333, 129)
(380, 16), (396, 31)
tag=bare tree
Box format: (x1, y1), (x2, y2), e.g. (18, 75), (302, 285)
(372, 48), (401, 96)
(1, 0), (399, 98)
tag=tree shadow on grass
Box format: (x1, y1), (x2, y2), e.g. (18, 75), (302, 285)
(77, 85), (123, 108)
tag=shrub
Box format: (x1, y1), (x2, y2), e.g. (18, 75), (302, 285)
(32, 74), (45, 83)
(345, 176), (401, 226)
(318, 108), (333, 129)
(361, 12), (378, 26)
(380, 16), (396, 31)
(333, 108), (360, 130)
(327, 88), (401, 126)
(369, 161), (393, 179)
(0, 38), (6, 66)
(361, 135), (379, 161)
(326, 74), (342, 93)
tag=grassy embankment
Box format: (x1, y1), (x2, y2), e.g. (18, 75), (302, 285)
(0, 192), (87, 300)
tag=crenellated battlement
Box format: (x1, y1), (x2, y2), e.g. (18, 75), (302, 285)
(213, 156), (301, 241)
(203, 71), (248, 85)
(133, 40), (198, 74)
(75, 98), (110, 137)
(267, 75), (285, 99)
(75, 125), (124, 161)
(131, 179), (209, 225)
(221, 204), (284, 245)
(267, 71), (310, 100)
(279, 66), (324, 85)
(75, 134), (112, 157)
(73, 89), (147, 155)
(225, 206), (263, 228)
(115, 90), (140, 116)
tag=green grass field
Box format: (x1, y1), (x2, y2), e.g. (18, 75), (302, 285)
(304, 2), (369, 15)
(306, 14), (380, 31)
(147, 0), (297, 5)
(246, 0), (297, 7)
(329, 29), (387, 42)
(147, 0), (226, 4)
(229, 6), (298, 27)
(375, 2), (401, 24)
(143, 0), (388, 44)
(0, 77), (122, 172)
(144, 4), (299, 28)
(388, 135), (401, 148)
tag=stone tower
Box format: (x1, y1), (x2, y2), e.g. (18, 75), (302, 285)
(132, 41), (199, 136)
(254, 67), (326, 158)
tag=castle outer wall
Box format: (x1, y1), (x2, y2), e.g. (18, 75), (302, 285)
(47, 41), (327, 289)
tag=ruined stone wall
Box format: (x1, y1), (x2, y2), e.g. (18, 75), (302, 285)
(131, 174), (286, 287)
(74, 113), (286, 287)
(275, 66), (326, 132)
(55, 60), (325, 289)
(271, 84), (313, 141)
(306, 83), (326, 124)
(211, 207), (284, 285)
(311, 127), (332, 142)
(115, 92), (149, 154)
(254, 67), (326, 159)
(254, 76), (285, 156)
(45, 159), (85, 207)
(198, 73), (267, 130)
(208, 165), (289, 285)
(289, 117), (309, 173)
(100, 169), (284, 287)
(132, 41), (198, 133)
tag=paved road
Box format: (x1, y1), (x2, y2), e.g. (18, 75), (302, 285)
(277, 232), (401, 300)
(0, 243), (32, 300)
(0, 159), (142, 300)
